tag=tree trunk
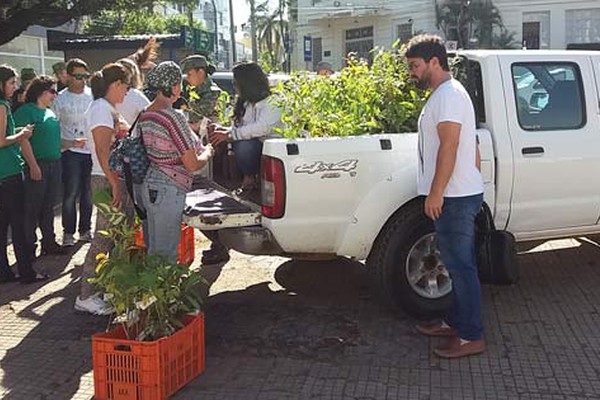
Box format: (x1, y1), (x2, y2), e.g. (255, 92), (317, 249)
(249, 0), (259, 63)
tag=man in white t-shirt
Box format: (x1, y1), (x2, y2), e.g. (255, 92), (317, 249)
(406, 35), (485, 359)
(52, 58), (94, 247)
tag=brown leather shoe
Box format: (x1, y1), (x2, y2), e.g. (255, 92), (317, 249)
(434, 339), (486, 359)
(435, 336), (461, 352)
(415, 321), (457, 337)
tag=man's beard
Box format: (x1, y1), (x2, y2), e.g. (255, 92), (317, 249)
(415, 78), (429, 90)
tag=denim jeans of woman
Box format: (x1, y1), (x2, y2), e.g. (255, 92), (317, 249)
(141, 168), (185, 262)
(232, 138), (263, 176)
(434, 193), (484, 341)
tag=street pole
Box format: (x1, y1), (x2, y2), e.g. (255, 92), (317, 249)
(210, 0), (219, 64)
(229, 0), (237, 65)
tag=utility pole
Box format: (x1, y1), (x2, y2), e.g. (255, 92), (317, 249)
(249, 0), (258, 63)
(209, 0), (219, 64)
(229, 0), (236, 64)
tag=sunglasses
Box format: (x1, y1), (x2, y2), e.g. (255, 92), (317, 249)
(71, 73), (90, 80)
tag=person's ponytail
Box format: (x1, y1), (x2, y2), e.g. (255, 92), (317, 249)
(90, 63), (130, 100)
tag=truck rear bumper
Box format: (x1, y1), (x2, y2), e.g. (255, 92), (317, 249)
(218, 226), (284, 256)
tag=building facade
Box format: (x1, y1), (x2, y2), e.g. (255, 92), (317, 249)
(292, 0), (600, 72)
(0, 24), (72, 78)
(159, 0), (233, 68)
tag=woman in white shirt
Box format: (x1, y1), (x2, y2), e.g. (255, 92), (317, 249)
(116, 58), (150, 125)
(209, 62), (282, 193)
(76, 63), (131, 315)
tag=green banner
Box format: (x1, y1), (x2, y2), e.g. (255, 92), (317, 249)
(182, 26), (214, 53)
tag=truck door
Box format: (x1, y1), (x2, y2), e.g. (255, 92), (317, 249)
(499, 55), (600, 232)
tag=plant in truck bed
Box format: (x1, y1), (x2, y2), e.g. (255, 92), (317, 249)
(272, 43), (429, 138)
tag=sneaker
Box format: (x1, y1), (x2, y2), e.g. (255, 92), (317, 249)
(63, 233), (75, 247)
(78, 230), (93, 242)
(74, 294), (114, 315)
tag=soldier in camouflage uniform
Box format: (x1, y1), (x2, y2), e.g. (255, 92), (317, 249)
(180, 55), (230, 265)
(180, 55), (222, 124)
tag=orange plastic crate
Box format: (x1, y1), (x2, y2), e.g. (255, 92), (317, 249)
(92, 314), (205, 400)
(133, 224), (195, 265)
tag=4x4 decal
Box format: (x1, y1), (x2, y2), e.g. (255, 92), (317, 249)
(294, 159), (358, 175)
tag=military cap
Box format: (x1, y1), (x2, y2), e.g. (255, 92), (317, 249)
(180, 55), (215, 74)
(20, 68), (37, 82)
(52, 62), (66, 74)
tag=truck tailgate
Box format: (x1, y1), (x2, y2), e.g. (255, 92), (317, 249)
(183, 180), (261, 230)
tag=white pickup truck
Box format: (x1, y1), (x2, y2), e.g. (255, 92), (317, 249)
(184, 50), (600, 317)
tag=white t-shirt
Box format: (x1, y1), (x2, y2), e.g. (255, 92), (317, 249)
(417, 79), (483, 197)
(116, 88), (150, 126)
(52, 87), (93, 154)
(85, 98), (120, 177)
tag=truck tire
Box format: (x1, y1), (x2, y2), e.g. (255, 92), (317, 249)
(367, 199), (453, 318)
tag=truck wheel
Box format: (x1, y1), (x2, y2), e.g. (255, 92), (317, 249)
(367, 199), (453, 318)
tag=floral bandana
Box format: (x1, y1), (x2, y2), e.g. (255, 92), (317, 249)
(146, 61), (182, 90)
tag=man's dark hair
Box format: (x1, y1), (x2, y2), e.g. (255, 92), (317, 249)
(25, 75), (56, 103)
(66, 58), (89, 75)
(405, 34), (450, 71)
(232, 62), (270, 126)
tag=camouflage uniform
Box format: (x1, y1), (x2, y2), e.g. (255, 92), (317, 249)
(186, 76), (222, 123)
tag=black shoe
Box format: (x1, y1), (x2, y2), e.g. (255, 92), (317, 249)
(19, 273), (49, 284)
(41, 242), (68, 256)
(201, 250), (230, 265)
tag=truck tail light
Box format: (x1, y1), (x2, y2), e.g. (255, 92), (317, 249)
(261, 155), (285, 218)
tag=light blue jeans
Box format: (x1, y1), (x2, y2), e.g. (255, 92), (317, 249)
(140, 168), (185, 262)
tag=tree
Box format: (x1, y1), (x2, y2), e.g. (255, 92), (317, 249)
(83, 11), (204, 36)
(254, 0), (289, 71)
(0, 0), (194, 45)
(434, 0), (511, 49)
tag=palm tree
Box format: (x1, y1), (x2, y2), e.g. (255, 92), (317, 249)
(255, 0), (289, 71)
(434, 0), (505, 49)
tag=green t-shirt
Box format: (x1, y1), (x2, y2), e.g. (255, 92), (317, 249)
(13, 102), (61, 161)
(0, 99), (24, 180)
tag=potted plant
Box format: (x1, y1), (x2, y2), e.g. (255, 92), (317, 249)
(90, 197), (206, 400)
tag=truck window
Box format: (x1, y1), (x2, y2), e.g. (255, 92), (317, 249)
(511, 62), (586, 131)
(451, 57), (485, 126)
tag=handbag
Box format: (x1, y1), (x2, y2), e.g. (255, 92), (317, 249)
(109, 111), (148, 219)
(475, 203), (519, 285)
(109, 112), (149, 185)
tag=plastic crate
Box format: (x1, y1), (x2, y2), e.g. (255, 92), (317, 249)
(133, 224), (195, 265)
(92, 314), (205, 400)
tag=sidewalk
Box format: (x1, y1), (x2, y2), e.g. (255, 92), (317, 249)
(2, 212), (600, 399)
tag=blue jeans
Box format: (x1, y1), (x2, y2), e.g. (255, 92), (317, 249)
(434, 193), (484, 341)
(232, 138), (263, 176)
(140, 168), (185, 262)
(61, 151), (92, 235)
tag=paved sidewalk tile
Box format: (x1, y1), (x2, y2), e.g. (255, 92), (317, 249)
(2, 214), (600, 399)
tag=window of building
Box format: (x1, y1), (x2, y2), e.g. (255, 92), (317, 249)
(345, 26), (374, 63)
(397, 22), (413, 45)
(0, 34), (64, 77)
(566, 8), (600, 44)
(511, 63), (585, 131)
(522, 11), (550, 49)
